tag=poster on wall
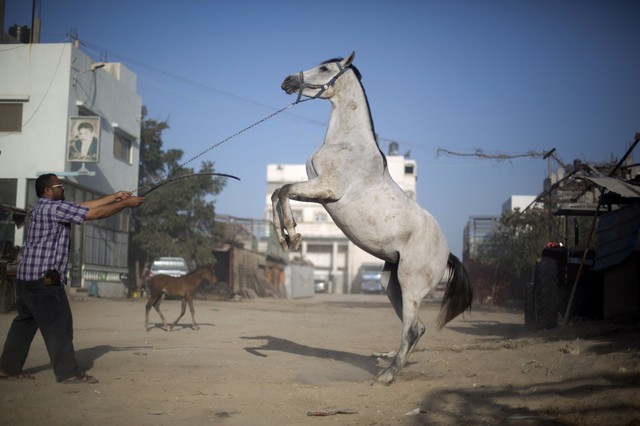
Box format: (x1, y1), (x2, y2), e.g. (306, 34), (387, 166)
(68, 116), (100, 162)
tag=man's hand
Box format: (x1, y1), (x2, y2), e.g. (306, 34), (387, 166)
(125, 196), (146, 207)
(114, 191), (133, 201)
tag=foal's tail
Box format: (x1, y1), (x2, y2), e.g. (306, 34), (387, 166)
(437, 253), (474, 329)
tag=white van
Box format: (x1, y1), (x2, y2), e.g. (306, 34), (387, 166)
(148, 257), (189, 278)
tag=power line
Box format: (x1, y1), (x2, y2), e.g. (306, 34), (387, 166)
(67, 35), (437, 152)
(436, 148), (550, 162)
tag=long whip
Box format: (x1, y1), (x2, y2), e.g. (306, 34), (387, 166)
(135, 101), (300, 195)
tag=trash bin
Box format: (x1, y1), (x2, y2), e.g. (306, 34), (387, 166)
(88, 282), (99, 297)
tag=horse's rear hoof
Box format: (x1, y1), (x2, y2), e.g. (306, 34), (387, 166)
(193, 325), (200, 330)
(372, 350), (397, 359)
(375, 369), (396, 385)
(370, 378), (391, 387)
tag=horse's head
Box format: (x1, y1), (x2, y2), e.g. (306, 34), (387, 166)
(282, 52), (356, 102)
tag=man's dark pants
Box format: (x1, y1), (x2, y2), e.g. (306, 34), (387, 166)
(0, 279), (80, 381)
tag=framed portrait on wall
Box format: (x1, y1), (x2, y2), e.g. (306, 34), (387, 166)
(68, 116), (100, 162)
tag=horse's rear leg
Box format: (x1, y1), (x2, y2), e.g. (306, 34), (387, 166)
(377, 264), (430, 385)
(374, 263), (402, 359)
(153, 293), (170, 330)
(145, 293), (166, 331)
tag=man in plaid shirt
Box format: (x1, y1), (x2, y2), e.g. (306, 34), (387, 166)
(0, 174), (145, 384)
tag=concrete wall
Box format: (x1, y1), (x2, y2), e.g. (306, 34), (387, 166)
(0, 43), (141, 201)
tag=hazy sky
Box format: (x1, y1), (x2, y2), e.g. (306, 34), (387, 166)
(5, 0), (639, 257)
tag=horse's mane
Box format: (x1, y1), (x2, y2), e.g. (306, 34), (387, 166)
(320, 57), (387, 168)
(320, 57), (362, 80)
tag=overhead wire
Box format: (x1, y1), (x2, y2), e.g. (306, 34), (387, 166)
(69, 35), (437, 151)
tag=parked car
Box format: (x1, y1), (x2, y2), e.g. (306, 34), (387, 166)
(148, 257), (189, 279)
(359, 263), (384, 294)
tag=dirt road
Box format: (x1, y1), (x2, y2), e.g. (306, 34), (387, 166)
(0, 292), (638, 425)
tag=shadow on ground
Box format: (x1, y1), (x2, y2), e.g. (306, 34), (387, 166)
(406, 372), (640, 425)
(242, 335), (381, 376)
(24, 344), (154, 375)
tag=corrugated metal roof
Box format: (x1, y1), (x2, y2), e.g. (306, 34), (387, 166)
(583, 176), (640, 198)
(594, 203), (640, 270)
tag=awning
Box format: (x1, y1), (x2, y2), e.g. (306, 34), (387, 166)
(582, 176), (640, 199)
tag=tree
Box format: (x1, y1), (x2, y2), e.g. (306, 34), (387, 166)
(128, 107), (227, 286)
(474, 208), (561, 305)
(478, 208), (558, 275)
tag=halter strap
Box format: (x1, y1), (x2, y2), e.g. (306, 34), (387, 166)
(295, 61), (350, 103)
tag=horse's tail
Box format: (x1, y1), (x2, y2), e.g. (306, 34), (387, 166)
(437, 253), (473, 329)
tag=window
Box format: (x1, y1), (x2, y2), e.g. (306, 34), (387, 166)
(404, 165), (414, 174)
(315, 212), (327, 222)
(0, 103), (23, 132)
(307, 244), (333, 253)
(113, 131), (132, 164)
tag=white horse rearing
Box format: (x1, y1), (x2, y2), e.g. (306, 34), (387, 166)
(272, 52), (473, 384)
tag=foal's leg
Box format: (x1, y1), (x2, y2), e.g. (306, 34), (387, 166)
(153, 293), (170, 330)
(144, 299), (153, 331)
(145, 292), (164, 331)
(186, 297), (199, 330)
(170, 298), (188, 330)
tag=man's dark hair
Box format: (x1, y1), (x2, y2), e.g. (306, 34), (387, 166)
(35, 173), (57, 198)
(78, 122), (94, 132)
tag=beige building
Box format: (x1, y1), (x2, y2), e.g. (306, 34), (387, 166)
(265, 143), (417, 294)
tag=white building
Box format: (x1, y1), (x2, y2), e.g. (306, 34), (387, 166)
(265, 143), (417, 294)
(0, 41), (142, 297)
(502, 195), (541, 213)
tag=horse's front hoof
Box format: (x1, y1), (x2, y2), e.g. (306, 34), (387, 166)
(289, 233), (302, 251)
(278, 237), (289, 252)
(193, 325), (200, 331)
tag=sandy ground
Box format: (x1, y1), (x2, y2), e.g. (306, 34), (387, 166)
(0, 291), (639, 426)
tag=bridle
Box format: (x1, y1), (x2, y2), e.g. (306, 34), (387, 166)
(295, 61), (351, 103)
(134, 61), (351, 194)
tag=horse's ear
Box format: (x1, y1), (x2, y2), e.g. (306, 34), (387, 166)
(343, 52), (355, 67)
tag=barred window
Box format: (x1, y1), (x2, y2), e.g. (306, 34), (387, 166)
(113, 132), (132, 164)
